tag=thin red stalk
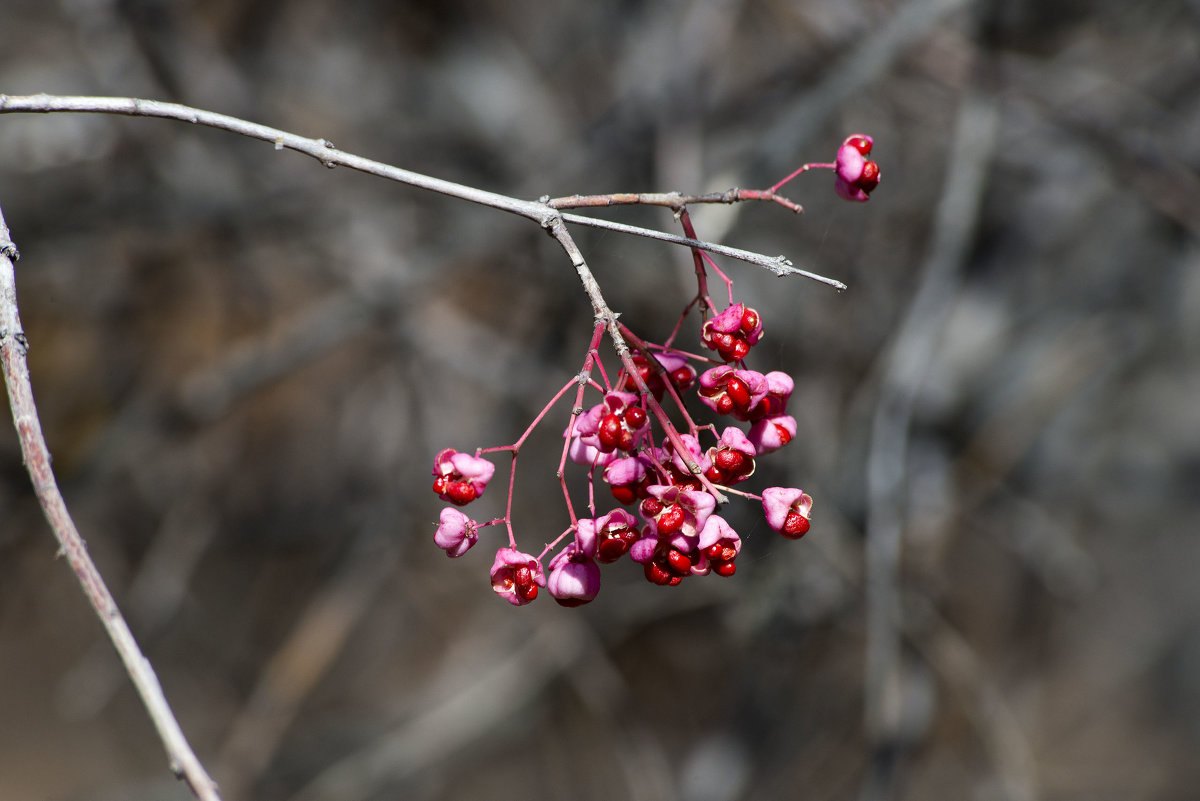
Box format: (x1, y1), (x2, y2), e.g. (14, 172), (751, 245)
(554, 321), (609, 528)
(537, 525), (576, 563)
(678, 208), (714, 315)
(640, 340), (715, 365)
(0, 210), (223, 801)
(662, 295), (700, 350)
(769, 161), (835, 194)
(679, 208), (733, 306)
(479, 373), (590, 546)
(617, 325), (703, 438)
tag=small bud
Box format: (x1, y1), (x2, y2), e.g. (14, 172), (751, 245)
(433, 508), (479, 557)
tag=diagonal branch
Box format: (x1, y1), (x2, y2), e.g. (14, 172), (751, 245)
(0, 206), (223, 800)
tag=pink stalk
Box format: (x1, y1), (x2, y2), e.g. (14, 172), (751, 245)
(769, 161), (835, 194)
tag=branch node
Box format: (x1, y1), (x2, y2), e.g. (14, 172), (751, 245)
(320, 139), (337, 168)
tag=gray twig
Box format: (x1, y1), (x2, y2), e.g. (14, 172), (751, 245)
(0, 205), (223, 800)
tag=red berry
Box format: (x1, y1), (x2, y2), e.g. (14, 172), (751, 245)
(623, 406), (648, 429)
(859, 161), (880, 192)
(726, 378), (751, 410)
(848, 135), (873, 155)
(596, 537), (627, 563)
(598, 413), (623, 451)
(656, 505), (685, 534)
(715, 561), (736, 577)
(781, 512), (810, 539)
(773, 423), (793, 446)
(446, 481), (477, 506)
(640, 498), (664, 518)
(714, 449), (745, 473)
(645, 561), (673, 585)
(740, 308), (760, 334)
(667, 547), (692, 575)
(611, 485), (636, 505)
(670, 366), (696, 392)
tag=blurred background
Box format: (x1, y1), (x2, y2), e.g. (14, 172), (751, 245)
(2, 0), (1199, 799)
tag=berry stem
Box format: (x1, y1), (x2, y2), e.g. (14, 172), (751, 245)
(769, 161), (835, 194)
(618, 324), (703, 438)
(556, 320), (611, 527)
(679, 208), (734, 307)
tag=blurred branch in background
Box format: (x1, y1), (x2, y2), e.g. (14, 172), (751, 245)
(862, 88), (1000, 798)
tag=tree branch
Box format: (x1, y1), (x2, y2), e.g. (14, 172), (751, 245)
(0, 93), (845, 289)
(0, 206), (223, 800)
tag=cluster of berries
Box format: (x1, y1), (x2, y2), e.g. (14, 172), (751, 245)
(431, 300), (814, 607)
(430, 135), (879, 607)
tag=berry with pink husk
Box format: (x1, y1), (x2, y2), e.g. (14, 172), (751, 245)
(490, 548), (546, 606)
(433, 508), (479, 557)
(546, 543), (601, 607)
(701, 302), (764, 363)
(762, 487), (814, 539)
(704, 427), (757, 486)
(834, 134), (881, 202)
(431, 448), (496, 506)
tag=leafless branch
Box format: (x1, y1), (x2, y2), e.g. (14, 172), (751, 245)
(0, 93), (845, 288)
(0, 205), (223, 800)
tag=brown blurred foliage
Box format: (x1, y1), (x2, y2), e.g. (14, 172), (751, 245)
(2, 1), (1199, 800)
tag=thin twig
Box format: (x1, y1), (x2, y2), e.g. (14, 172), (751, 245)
(0, 93), (845, 288)
(546, 187), (803, 214)
(0, 206), (223, 800)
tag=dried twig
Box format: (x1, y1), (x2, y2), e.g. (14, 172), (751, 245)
(0, 205), (223, 800)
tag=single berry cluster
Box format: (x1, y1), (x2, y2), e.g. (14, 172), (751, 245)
(429, 135), (878, 607)
(430, 299), (814, 607)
